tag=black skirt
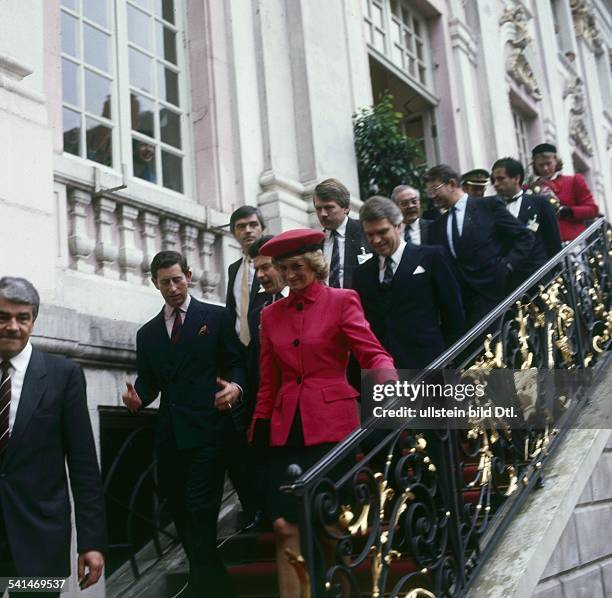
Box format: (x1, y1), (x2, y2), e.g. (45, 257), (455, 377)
(266, 410), (336, 524)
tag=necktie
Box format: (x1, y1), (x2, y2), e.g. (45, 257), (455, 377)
(450, 206), (460, 257)
(239, 256), (251, 345)
(382, 256), (394, 287)
(0, 361), (12, 456)
(328, 230), (341, 288)
(170, 308), (182, 344)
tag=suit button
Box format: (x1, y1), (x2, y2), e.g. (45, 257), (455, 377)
(296, 303), (304, 311)
(293, 339), (299, 347)
(296, 376), (302, 384)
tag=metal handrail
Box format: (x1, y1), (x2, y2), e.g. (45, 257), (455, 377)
(285, 217), (608, 491)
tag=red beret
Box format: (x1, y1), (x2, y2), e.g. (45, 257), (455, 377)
(260, 229), (325, 259)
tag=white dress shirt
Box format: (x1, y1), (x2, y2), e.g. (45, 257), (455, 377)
(164, 294), (191, 337)
(406, 219), (422, 245)
(446, 193), (468, 257)
(324, 215), (348, 287)
(232, 257), (255, 336)
(505, 191), (523, 219)
(378, 240), (407, 283)
(4, 341), (33, 435)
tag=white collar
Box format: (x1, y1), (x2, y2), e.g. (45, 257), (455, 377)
(379, 239), (406, 267)
(164, 294), (191, 319)
(328, 216), (348, 237)
(4, 341), (32, 372)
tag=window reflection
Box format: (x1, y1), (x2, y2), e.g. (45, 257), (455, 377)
(160, 108), (181, 148)
(86, 118), (112, 166)
(84, 23), (109, 72)
(162, 151), (182, 193)
(61, 12), (79, 57)
(127, 3), (152, 50)
(130, 93), (155, 138)
(156, 0), (175, 24)
(63, 108), (81, 156)
(129, 48), (153, 93)
(62, 59), (80, 107)
(85, 70), (112, 118)
(156, 22), (177, 64)
(158, 65), (179, 105)
(83, 0), (108, 27)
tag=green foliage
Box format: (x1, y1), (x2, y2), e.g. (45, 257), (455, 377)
(353, 92), (425, 200)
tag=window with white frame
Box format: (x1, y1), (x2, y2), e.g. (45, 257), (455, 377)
(61, 0), (115, 167)
(512, 109), (530, 167)
(363, 0), (431, 90)
(60, 0), (187, 194)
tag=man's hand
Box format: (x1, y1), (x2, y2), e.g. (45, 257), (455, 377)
(78, 550), (104, 590)
(214, 377), (241, 411)
(122, 382), (142, 413)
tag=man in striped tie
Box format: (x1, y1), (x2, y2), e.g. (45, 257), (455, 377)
(0, 277), (106, 594)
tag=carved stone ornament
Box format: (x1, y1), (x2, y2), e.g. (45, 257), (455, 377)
(570, 0), (604, 54)
(500, 2), (542, 101)
(564, 77), (593, 156)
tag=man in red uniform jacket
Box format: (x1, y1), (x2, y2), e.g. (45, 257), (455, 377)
(531, 143), (599, 242)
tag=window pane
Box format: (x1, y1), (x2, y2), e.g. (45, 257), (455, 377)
(84, 24), (109, 72)
(156, 23), (177, 64)
(155, 0), (175, 24)
(160, 108), (181, 148)
(61, 0), (77, 9)
(63, 108), (81, 156)
(391, 21), (401, 44)
(131, 0), (151, 10)
(129, 47), (153, 92)
(390, 0), (399, 16)
(162, 151), (182, 192)
(372, 3), (383, 28)
(408, 57), (415, 76)
(391, 45), (403, 66)
(61, 12), (79, 57)
(413, 17), (421, 36)
(83, 0), (108, 28)
(86, 118), (112, 165)
(133, 138), (157, 182)
(404, 31), (412, 51)
(419, 66), (426, 84)
(130, 93), (155, 137)
(158, 65), (179, 105)
(62, 59), (80, 107)
(85, 70), (112, 118)
(373, 30), (385, 52)
(128, 4), (152, 50)
(416, 40), (423, 59)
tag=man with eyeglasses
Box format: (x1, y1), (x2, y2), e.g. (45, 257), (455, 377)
(426, 164), (533, 329)
(391, 185), (432, 245)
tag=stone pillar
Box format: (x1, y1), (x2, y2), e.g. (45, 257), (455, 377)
(140, 211), (159, 285)
(181, 224), (202, 288)
(117, 205), (143, 283)
(161, 218), (180, 251)
(94, 198), (118, 279)
(199, 230), (221, 301)
(67, 189), (95, 274)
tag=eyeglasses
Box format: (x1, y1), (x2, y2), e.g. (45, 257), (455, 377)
(397, 197), (419, 207)
(426, 182), (445, 197)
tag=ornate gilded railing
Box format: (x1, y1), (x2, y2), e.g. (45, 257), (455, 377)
(285, 218), (611, 597)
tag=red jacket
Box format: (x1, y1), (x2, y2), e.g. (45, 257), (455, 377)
(250, 281), (395, 447)
(541, 174), (598, 242)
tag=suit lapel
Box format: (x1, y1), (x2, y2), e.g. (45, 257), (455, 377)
(3, 348), (47, 466)
(394, 243), (421, 284)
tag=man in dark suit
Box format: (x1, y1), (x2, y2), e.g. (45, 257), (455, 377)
(225, 206), (265, 347)
(391, 184), (432, 245)
(352, 197), (465, 369)
(425, 164), (534, 329)
(491, 157), (562, 288)
(0, 277), (106, 595)
(313, 178), (371, 288)
(123, 251), (246, 597)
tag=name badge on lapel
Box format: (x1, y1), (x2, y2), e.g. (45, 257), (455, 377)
(526, 215), (539, 232)
(357, 247), (373, 265)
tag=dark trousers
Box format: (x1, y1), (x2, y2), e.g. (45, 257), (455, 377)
(225, 424), (261, 519)
(157, 439), (235, 598)
(0, 512), (60, 598)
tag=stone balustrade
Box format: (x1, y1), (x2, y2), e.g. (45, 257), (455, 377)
(66, 186), (224, 302)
